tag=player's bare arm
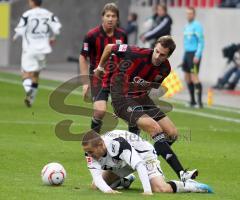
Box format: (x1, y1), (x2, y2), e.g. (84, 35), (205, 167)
(94, 44), (115, 77)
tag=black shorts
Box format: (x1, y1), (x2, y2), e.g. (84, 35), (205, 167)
(182, 52), (201, 74)
(88, 75), (109, 102)
(112, 95), (166, 125)
(92, 87), (110, 102)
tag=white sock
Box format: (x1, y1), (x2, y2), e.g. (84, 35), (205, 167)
(22, 79), (32, 93)
(30, 83), (38, 104)
(171, 180), (206, 193)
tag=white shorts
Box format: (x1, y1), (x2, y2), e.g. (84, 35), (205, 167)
(21, 51), (46, 72)
(112, 153), (164, 180)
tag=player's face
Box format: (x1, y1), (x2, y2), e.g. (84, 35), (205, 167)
(102, 11), (118, 30)
(83, 143), (106, 160)
(186, 9), (195, 22)
(152, 43), (170, 66)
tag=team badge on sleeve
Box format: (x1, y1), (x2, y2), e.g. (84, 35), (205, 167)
(116, 39), (122, 45)
(118, 44), (128, 52)
(84, 43), (89, 51)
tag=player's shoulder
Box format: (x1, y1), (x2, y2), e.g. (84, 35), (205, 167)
(86, 26), (101, 37)
(23, 7), (52, 17)
(104, 137), (121, 157)
(115, 27), (127, 35)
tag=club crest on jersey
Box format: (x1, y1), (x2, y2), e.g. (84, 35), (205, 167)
(84, 43), (89, 51)
(115, 39), (122, 45)
(118, 44), (128, 52)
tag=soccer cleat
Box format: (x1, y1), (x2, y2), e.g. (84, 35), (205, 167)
(121, 174), (136, 189)
(24, 90), (33, 108)
(185, 102), (197, 108)
(180, 169), (198, 182)
(186, 179), (213, 193)
(24, 96), (32, 107)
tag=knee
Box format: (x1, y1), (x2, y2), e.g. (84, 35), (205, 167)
(167, 127), (178, 137)
(93, 110), (106, 119)
(144, 121), (162, 135)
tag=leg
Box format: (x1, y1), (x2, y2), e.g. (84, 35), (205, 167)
(151, 176), (173, 193)
(22, 71), (39, 107)
(91, 100), (107, 133)
(191, 73), (203, 108)
(185, 72), (196, 106)
(183, 52), (196, 106)
(157, 116), (178, 145)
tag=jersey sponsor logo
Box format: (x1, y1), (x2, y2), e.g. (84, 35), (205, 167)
(86, 156), (93, 165)
(115, 39), (122, 45)
(118, 44), (128, 52)
(133, 76), (149, 87)
(84, 42), (89, 51)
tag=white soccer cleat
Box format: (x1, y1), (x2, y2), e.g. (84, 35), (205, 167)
(180, 169), (198, 182)
(185, 179), (213, 193)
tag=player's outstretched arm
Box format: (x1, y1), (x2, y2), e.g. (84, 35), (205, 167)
(94, 44), (115, 77)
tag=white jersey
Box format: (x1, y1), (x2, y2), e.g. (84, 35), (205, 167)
(86, 130), (156, 172)
(14, 7), (62, 54)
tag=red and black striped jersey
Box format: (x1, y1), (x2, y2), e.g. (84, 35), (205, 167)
(80, 25), (127, 73)
(103, 44), (171, 98)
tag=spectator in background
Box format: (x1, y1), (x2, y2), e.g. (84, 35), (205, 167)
(213, 49), (240, 90)
(13, 0), (61, 107)
(140, 4), (172, 48)
(125, 12), (138, 45)
(182, 7), (204, 108)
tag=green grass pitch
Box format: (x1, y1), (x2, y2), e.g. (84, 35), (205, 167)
(0, 72), (239, 200)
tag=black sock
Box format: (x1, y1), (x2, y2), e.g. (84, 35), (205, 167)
(166, 135), (177, 146)
(167, 181), (177, 193)
(152, 133), (184, 177)
(31, 83), (38, 88)
(187, 82), (196, 104)
(91, 117), (102, 133)
(128, 125), (140, 135)
(195, 83), (202, 105)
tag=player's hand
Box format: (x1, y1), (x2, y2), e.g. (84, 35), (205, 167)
(105, 190), (122, 194)
(93, 66), (105, 78)
(82, 84), (90, 101)
(193, 57), (199, 64)
(49, 37), (56, 46)
(142, 192), (153, 196)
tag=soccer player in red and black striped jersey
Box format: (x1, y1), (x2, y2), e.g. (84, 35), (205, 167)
(95, 36), (199, 182)
(79, 3), (137, 134)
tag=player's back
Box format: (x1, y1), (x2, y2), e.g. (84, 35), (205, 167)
(15, 7), (61, 54)
(103, 130), (155, 159)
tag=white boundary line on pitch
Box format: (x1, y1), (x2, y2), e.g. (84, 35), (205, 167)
(0, 119), (239, 133)
(174, 108), (240, 123)
(0, 77), (240, 120)
(168, 98), (240, 114)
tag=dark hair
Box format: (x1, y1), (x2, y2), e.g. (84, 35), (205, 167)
(31, 0), (42, 6)
(82, 131), (103, 147)
(102, 3), (119, 19)
(155, 35), (176, 56)
(131, 13), (138, 21)
(187, 6), (196, 14)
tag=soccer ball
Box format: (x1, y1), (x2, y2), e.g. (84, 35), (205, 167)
(41, 162), (66, 186)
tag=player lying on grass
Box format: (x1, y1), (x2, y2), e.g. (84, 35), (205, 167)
(82, 130), (213, 194)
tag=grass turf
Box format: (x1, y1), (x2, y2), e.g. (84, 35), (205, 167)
(0, 72), (239, 200)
